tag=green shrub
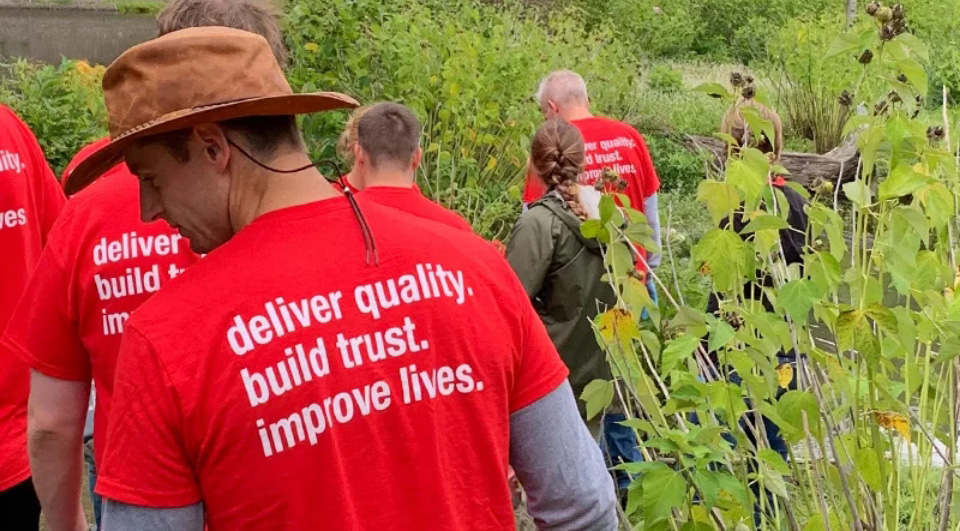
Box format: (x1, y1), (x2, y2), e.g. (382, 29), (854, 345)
(115, 0), (165, 15)
(0, 58), (107, 177)
(644, 134), (705, 193)
(284, 0), (642, 240)
(647, 65), (683, 93)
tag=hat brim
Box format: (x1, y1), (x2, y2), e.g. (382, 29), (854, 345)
(64, 92), (360, 195)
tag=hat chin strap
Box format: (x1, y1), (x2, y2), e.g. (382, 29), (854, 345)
(225, 136), (379, 267)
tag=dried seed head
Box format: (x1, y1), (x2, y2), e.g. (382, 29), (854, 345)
(897, 73), (907, 83)
(859, 49), (874, 64)
(874, 100), (889, 115)
(730, 72), (744, 87)
(928, 126), (945, 142)
(866, 1), (880, 15)
(892, 3), (904, 20)
(742, 85), (756, 99)
(838, 90), (853, 107)
(745, 74), (755, 84)
(616, 179), (628, 191)
(880, 25), (896, 41)
(888, 90), (902, 103)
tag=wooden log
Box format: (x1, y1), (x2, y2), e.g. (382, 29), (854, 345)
(683, 134), (860, 191)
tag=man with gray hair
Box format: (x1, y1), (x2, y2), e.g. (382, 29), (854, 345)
(522, 69), (661, 493)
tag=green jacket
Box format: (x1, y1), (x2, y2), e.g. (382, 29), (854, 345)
(506, 191), (616, 401)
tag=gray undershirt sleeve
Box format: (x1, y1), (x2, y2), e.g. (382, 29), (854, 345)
(643, 192), (662, 270)
(510, 380), (618, 530)
(101, 498), (204, 531)
(101, 381), (617, 531)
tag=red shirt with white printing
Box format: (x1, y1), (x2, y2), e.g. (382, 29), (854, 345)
(1, 138), (200, 471)
(96, 196), (568, 530)
(0, 104), (65, 491)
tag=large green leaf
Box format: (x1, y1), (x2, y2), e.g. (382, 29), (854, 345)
(661, 334), (700, 374)
(642, 465), (687, 524)
(692, 228), (753, 292)
(691, 82), (732, 100)
(777, 390), (821, 443)
(825, 32), (859, 59)
(855, 447), (883, 491)
(879, 163), (928, 200)
(580, 379), (614, 420)
(777, 279), (821, 323)
(843, 179), (873, 208)
(740, 214), (789, 234)
(697, 179), (740, 226)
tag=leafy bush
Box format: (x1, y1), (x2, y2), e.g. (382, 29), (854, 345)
(0, 58), (107, 176)
(647, 65), (684, 93)
(284, 0), (642, 240)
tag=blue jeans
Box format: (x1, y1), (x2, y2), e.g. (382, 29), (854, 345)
(83, 437), (101, 530)
(641, 277), (659, 320)
(601, 412), (644, 490)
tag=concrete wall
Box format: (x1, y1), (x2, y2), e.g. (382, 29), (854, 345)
(0, 7), (157, 65)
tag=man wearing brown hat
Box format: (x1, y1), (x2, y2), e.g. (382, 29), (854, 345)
(69, 27), (615, 530)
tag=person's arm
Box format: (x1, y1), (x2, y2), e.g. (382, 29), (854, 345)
(510, 381), (618, 530)
(643, 192), (661, 270)
(27, 371), (90, 531)
(505, 210), (555, 298)
(101, 500), (204, 531)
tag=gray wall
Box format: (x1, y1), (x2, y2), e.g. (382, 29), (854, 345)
(0, 7), (157, 65)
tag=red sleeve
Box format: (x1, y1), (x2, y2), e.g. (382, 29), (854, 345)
(1, 240), (89, 381)
(634, 131), (660, 200)
(15, 116), (65, 239)
(509, 284), (569, 413)
(521, 165), (547, 204)
(96, 325), (201, 507)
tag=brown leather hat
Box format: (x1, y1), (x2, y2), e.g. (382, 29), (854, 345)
(65, 26), (359, 195)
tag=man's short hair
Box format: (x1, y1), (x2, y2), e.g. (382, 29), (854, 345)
(535, 70), (589, 108)
(156, 0), (289, 68)
(151, 116), (302, 163)
(356, 103), (421, 170)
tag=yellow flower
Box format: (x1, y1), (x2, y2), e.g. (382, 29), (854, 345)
(304, 42), (319, 53)
(776, 364), (793, 389)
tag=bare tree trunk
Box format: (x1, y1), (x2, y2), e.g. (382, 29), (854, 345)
(846, 0), (857, 28)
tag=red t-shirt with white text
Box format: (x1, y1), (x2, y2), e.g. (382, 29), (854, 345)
(0, 104), (65, 491)
(359, 186), (473, 232)
(1, 138), (200, 470)
(97, 197), (567, 530)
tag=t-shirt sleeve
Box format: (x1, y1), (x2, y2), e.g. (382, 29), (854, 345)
(633, 131), (660, 200)
(96, 325), (201, 508)
(2, 242), (89, 381)
(16, 116), (65, 239)
(509, 283), (569, 413)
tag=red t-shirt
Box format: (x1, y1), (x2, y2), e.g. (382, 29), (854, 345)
(96, 196), (567, 529)
(359, 186), (473, 232)
(0, 105), (65, 491)
(1, 138), (200, 470)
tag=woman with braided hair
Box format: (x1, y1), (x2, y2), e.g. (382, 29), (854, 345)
(507, 118), (642, 496)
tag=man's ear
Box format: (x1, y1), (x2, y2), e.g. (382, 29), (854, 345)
(411, 147), (423, 172)
(194, 123), (231, 171)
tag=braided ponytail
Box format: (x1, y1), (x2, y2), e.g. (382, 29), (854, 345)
(531, 119), (588, 220)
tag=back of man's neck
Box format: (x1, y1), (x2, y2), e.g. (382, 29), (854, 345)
(233, 165), (340, 231)
(365, 170), (415, 189)
(561, 108), (593, 122)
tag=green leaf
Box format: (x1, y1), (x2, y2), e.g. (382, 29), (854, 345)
(865, 304), (898, 336)
(625, 223), (660, 254)
(843, 179), (872, 208)
(708, 320), (735, 352)
(692, 229), (753, 292)
(758, 448), (791, 475)
(825, 32), (859, 59)
(897, 57), (928, 96)
(740, 214), (789, 234)
(759, 464), (788, 499)
(642, 465), (687, 523)
(777, 390), (821, 442)
(598, 194), (616, 226)
(580, 379), (614, 420)
(879, 163), (928, 200)
(661, 334), (699, 374)
(858, 124), (884, 178)
(697, 180), (740, 226)
(692, 82), (732, 100)
(605, 242), (634, 280)
(855, 447), (883, 491)
(777, 280), (821, 323)
(580, 219), (601, 239)
(727, 158), (765, 208)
